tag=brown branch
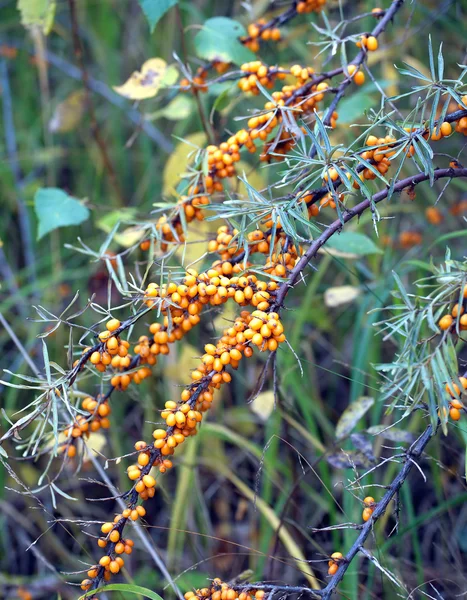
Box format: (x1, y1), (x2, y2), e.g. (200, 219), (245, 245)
(274, 166), (467, 309)
(68, 0), (124, 205)
(232, 423), (435, 599)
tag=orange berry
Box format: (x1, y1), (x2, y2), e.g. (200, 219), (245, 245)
(438, 315), (453, 330)
(354, 71), (365, 86)
(366, 36), (378, 51)
(362, 507), (373, 522)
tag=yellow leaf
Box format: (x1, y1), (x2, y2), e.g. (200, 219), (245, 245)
(114, 226), (145, 248)
(19, 0), (56, 35)
(84, 432), (107, 459)
(163, 132), (207, 195)
(324, 285), (360, 307)
(250, 391), (275, 421)
(113, 58), (168, 101)
(213, 301), (236, 332)
(49, 90), (87, 133)
(165, 343), (199, 384)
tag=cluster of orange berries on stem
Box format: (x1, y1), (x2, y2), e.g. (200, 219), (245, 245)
(185, 580), (266, 600)
(441, 379), (467, 421)
(62, 396), (111, 458)
(362, 496), (376, 522)
(438, 287), (467, 334)
(80, 261), (287, 591)
(242, 19), (281, 52)
(327, 551), (344, 576)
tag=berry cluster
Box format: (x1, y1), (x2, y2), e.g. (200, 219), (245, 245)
(398, 230), (422, 249)
(327, 552), (344, 576)
(425, 206), (443, 225)
(242, 20), (281, 52)
(79, 319), (129, 373)
(62, 394), (112, 457)
(438, 287), (467, 332)
(296, 0), (327, 14)
(362, 496), (376, 522)
(80, 266), (287, 590)
(185, 580), (266, 600)
(238, 61), (286, 94)
(356, 34), (379, 52)
(454, 96), (467, 135)
(443, 379), (467, 421)
(180, 61), (230, 94)
(80, 526), (135, 590)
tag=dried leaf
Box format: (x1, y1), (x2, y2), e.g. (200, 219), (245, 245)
(163, 132), (207, 195)
(327, 450), (374, 470)
(350, 432), (376, 463)
(335, 396), (374, 440)
(250, 391), (275, 421)
(324, 285), (360, 307)
(113, 58), (168, 101)
(49, 90), (87, 133)
(367, 425), (415, 443)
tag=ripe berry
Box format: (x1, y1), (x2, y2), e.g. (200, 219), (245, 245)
(362, 507), (374, 522)
(366, 36), (378, 51)
(438, 314), (453, 330)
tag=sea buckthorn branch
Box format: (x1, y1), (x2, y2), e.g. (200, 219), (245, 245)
(146, 1), (412, 259)
(61, 354), (143, 459)
(183, 401), (459, 600)
(304, 0), (405, 162)
(316, 423), (435, 600)
(182, 0), (327, 90)
(272, 166), (467, 311)
(68, 309), (151, 386)
(241, 0), (327, 52)
(80, 168), (467, 595)
(81, 282), (289, 593)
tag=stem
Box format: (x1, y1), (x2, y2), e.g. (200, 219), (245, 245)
(68, 0), (124, 206)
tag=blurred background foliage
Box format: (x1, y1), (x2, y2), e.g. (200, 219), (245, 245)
(1, 0), (467, 599)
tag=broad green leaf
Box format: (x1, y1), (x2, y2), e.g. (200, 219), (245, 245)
(194, 17), (256, 66)
(326, 232), (383, 257)
(147, 95), (194, 121)
(138, 0), (178, 33)
(336, 89), (375, 124)
(335, 396), (374, 440)
(80, 583), (164, 599)
(114, 58), (168, 101)
(18, 0), (56, 34)
(34, 188), (90, 240)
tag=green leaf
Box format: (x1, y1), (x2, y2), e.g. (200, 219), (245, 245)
(138, 0), (178, 33)
(34, 187), (90, 240)
(80, 583), (164, 600)
(194, 17), (256, 66)
(18, 0), (56, 34)
(147, 95), (194, 121)
(335, 396), (374, 440)
(326, 232), (383, 257)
